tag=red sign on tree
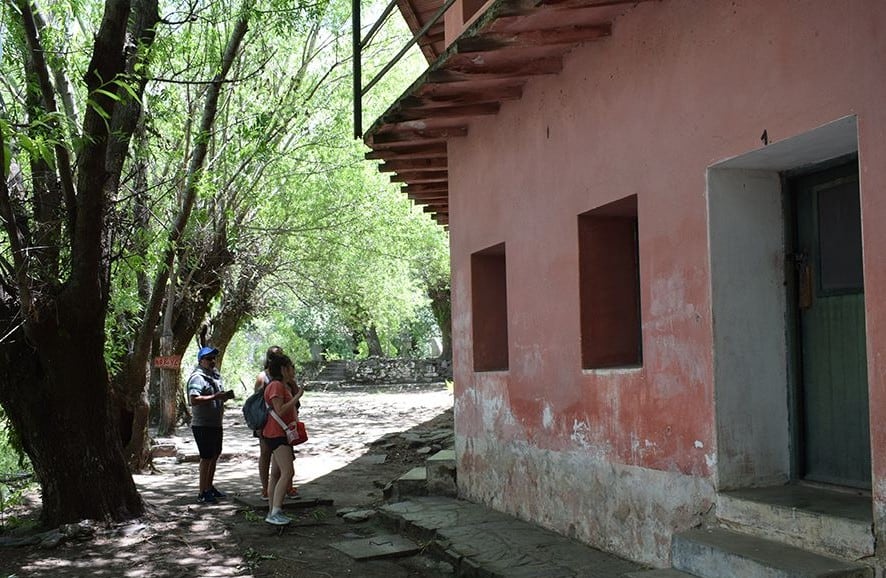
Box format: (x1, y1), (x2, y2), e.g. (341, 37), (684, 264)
(153, 355), (182, 369)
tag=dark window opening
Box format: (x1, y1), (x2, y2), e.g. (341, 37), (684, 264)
(472, 243), (508, 371)
(579, 195), (642, 369)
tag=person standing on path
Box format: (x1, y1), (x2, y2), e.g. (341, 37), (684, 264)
(261, 354), (304, 525)
(254, 346), (300, 500)
(188, 346), (235, 504)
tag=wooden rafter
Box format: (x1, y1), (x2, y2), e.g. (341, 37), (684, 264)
(390, 170), (448, 183)
(380, 157), (448, 172)
(364, 0), (652, 226)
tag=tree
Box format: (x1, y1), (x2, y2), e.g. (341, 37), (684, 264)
(0, 0), (448, 527)
(0, 0), (158, 525)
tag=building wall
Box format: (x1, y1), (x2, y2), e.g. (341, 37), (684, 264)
(448, 0), (886, 566)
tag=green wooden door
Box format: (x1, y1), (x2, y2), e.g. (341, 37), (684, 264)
(793, 161), (870, 489)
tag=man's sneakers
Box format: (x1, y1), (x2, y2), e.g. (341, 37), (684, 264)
(197, 490), (217, 504)
(197, 486), (227, 503)
(260, 487), (268, 501)
(265, 511), (292, 526)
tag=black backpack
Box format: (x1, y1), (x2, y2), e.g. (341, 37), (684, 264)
(242, 389), (268, 430)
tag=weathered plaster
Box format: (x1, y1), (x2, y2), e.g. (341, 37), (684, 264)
(457, 433), (716, 567)
(447, 0), (886, 567)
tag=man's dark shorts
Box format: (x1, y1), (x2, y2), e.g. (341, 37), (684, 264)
(192, 426), (223, 459)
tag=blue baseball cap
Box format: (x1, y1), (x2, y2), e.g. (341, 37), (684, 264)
(197, 346), (219, 360)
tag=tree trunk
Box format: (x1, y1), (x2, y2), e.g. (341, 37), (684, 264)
(157, 342), (179, 436)
(366, 325), (384, 357)
(0, 304), (143, 527)
(156, 264), (179, 436)
(116, 116), (154, 470)
(205, 264), (263, 366)
(0, 0), (145, 526)
(428, 281), (452, 361)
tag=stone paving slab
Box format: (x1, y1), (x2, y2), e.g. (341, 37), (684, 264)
(380, 497), (646, 577)
(234, 493), (334, 511)
(329, 533), (422, 560)
(381, 496), (518, 541)
(624, 570), (695, 578)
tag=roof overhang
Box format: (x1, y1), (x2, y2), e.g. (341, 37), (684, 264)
(364, 0), (652, 226)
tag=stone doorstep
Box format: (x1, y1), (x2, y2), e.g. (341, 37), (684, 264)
(672, 527), (873, 578)
(716, 487), (875, 560)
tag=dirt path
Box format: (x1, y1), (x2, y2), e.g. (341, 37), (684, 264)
(0, 384), (454, 577)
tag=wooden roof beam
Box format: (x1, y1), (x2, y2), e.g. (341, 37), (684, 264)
(387, 102), (501, 123)
(366, 126), (467, 146)
(494, 0), (640, 17)
(445, 54), (563, 75)
(542, 0), (645, 7)
(403, 183), (449, 194)
(455, 23), (610, 51)
(380, 157), (448, 172)
(365, 143), (447, 161)
(390, 170), (448, 183)
(406, 84), (524, 107)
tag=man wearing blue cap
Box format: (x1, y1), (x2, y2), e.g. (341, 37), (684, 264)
(187, 345), (235, 503)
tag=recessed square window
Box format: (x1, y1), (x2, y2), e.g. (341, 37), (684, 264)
(578, 196), (642, 369)
(472, 243), (508, 371)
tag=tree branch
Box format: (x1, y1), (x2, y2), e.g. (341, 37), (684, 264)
(16, 0), (78, 235)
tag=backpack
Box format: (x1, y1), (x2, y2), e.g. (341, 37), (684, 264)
(242, 389), (269, 431)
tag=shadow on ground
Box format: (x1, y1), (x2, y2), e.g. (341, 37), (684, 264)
(0, 385), (454, 577)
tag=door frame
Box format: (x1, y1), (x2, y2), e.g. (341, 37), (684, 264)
(707, 116), (862, 491)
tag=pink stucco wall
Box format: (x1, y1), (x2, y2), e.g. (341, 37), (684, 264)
(448, 0), (886, 565)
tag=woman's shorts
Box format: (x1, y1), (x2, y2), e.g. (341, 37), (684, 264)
(191, 426), (223, 459)
(263, 436), (290, 453)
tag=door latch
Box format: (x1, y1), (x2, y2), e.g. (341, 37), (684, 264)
(790, 251), (813, 310)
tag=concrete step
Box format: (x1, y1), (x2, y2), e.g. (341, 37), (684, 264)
(672, 527), (872, 578)
(426, 448), (456, 497)
(384, 466), (428, 502)
(717, 486), (874, 559)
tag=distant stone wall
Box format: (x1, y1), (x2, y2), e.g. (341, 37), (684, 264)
(347, 357), (452, 384)
(297, 360), (322, 382)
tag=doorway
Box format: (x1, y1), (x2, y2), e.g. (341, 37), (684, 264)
(708, 115), (863, 491)
(788, 159), (870, 490)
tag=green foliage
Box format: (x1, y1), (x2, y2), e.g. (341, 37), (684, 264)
(221, 315), (314, 398)
(241, 546), (275, 573)
(0, 0), (449, 451)
(0, 412), (29, 473)
(0, 412), (32, 532)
